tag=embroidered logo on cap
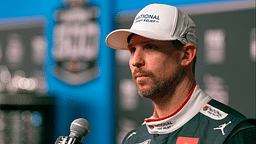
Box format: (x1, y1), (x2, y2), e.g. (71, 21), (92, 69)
(134, 14), (160, 23)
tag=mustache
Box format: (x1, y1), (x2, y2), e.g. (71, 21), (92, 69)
(132, 68), (154, 78)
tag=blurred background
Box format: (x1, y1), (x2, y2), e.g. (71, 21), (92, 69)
(0, 0), (255, 143)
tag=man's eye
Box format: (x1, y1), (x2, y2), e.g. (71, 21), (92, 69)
(129, 47), (136, 54)
(146, 44), (157, 50)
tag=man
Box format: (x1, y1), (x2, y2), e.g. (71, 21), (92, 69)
(105, 3), (256, 144)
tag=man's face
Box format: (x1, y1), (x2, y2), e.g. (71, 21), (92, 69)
(128, 35), (184, 98)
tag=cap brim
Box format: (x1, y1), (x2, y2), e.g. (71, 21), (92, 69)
(105, 29), (178, 50)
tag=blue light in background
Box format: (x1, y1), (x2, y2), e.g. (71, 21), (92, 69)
(31, 111), (43, 127)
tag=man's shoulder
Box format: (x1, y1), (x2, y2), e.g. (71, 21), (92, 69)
(224, 119), (256, 144)
(203, 99), (246, 120)
(198, 99), (255, 143)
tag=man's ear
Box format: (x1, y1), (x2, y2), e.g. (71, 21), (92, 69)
(181, 43), (197, 66)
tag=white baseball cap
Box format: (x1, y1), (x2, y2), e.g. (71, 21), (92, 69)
(105, 3), (197, 50)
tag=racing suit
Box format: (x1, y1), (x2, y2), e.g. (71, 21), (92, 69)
(122, 84), (256, 144)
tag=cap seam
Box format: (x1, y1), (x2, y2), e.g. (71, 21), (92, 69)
(169, 7), (178, 38)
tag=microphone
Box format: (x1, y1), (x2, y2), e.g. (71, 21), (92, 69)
(55, 118), (90, 144)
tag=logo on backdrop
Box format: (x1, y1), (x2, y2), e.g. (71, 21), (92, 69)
(52, 0), (100, 85)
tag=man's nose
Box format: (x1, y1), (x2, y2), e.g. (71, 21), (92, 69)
(130, 49), (145, 68)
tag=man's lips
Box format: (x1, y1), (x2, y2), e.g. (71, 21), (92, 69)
(132, 69), (153, 81)
(136, 75), (146, 80)
(133, 73), (149, 80)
